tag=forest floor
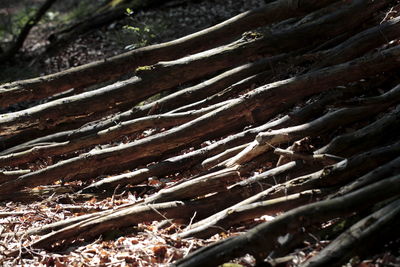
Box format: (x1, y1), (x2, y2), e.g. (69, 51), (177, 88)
(0, 0), (399, 266)
(0, 1), (278, 266)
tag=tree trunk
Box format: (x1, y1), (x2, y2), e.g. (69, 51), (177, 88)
(1, 1), (399, 265)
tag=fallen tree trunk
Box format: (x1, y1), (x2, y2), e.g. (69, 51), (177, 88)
(173, 175), (400, 267)
(0, 103), (225, 168)
(1, 2), (399, 266)
(0, 35), (267, 139)
(310, 15), (400, 70)
(301, 198), (400, 267)
(0, 66), (372, 170)
(2, 45), (399, 196)
(80, 86), (346, 192)
(316, 104), (400, 156)
(333, 156), (400, 197)
(225, 89), (400, 167)
(0, 0), (339, 108)
(0, 0), (385, 146)
(178, 141), (400, 239)
(0, 56), (283, 154)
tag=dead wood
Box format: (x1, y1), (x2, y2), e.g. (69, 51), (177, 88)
(301, 199), (400, 267)
(0, 35), (268, 141)
(310, 15), (400, 70)
(0, 56), (282, 154)
(182, 189), (328, 240)
(3, 45), (398, 197)
(1, 154), (279, 237)
(2, 51), (365, 157)
(2, 83), (363, 194)
(178, 141), (400, 239)
(0, 0), (382, 145)
(226, 91), (400, 167)
(0, 103), (223, 168)
(129, 55), (286, 116)
(81, 86), (334, 193)
(201, 143), (250, 170)
(316, 104), (400, 156)
(141, 151), (276, 206)
(333, 156), (400, 198)
(273, 148), (344, 165)
(178, 161), (302, 239)
(6, 189), (262, 254)
(3, 155), (278, 253)
(144, 167), (241, 204)
(0, 0), (388, 158)
(1, 2), (399, 265)
(0, 0), (338, 108)
(7, 201), (203, 255)
(0, 169), (30, 184)
(259, 141), (400, 201)
(173, 175), (400, 267)
(167, 69), (273, 114)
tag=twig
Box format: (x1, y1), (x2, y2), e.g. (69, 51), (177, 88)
(146, 204), (179, 232)
(274, 148), (344, 165)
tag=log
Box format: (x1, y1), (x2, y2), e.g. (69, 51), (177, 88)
(0, 35), (267, 140)
(131, 55), (286, 116)
(310, 15), (400, 70)
(259, 141), (400, 202)
(144, 167), (241, 204)
(0, 103), (224, 168)
(173, 175), (400, 267)
(333, 156), (400, 197)
(6, 186), (269, 254)
(1, 0), (388, 152)
(2, 45), (400, 196)
(0, 56), (283, 154)
(201, 143), (250, 169)
(81, 86), (337, 192)
(0, 0), (338, 107)
(7, 201), (206, 255)
(141, 152), (276, 205)
(3, 81), (365, 192)
(301, 199), (400, 267)
(273, 148), (344, 165)
(0, 169), (30, 184)
(167, 69), (273, 114)
(180, 141), (400, 238)
(178, 161), (302, 239)
(4, 49), (366, 156)
(316, 104), (400, 156)
(226, 91), (400, 166)
(1, 2), (400, 264)
(183, 189), (328, 241)
(1, 0), (383, 145)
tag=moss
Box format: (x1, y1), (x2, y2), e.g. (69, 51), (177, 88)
(242, 31), (263, 40)
(135, 65), (154, 74)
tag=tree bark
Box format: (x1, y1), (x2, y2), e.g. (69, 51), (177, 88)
(2, 46), (399, 196)
(0, 0), (339, 108)
(301, 199), (400, 267)
(173, 175), (400, 267)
